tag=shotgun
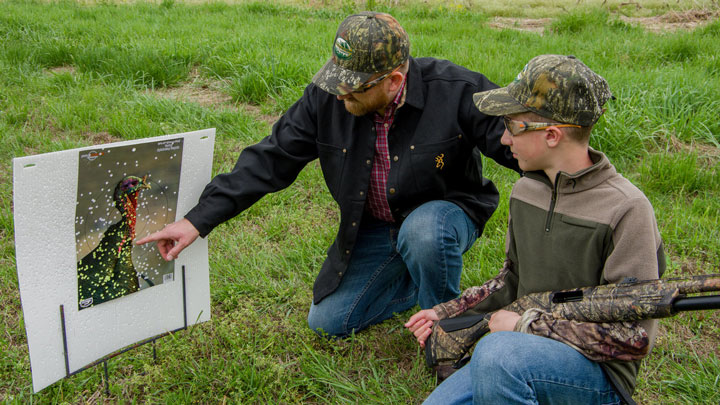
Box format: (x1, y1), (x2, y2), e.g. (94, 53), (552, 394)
(425, 274), (720, 378)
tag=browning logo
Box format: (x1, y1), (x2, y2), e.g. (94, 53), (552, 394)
(435, 153), (445, 169)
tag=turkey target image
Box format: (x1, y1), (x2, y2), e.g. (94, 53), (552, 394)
(75, 139), (183, 309)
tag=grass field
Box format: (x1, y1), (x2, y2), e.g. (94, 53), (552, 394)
(1, 0), (719, 403)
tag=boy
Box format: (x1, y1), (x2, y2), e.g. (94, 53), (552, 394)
(405, 54), (665, 404)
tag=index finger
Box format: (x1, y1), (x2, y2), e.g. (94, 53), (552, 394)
(135, 231), (164, 245)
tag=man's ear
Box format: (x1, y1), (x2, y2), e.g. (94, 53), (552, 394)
(386, 71), (405, 93)
(544, 126), (564, 148)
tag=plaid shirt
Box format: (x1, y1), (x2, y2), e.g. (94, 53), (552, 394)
(367, 78), (406, 222)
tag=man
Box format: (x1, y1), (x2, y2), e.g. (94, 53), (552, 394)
(137, 12), (518, 338)
(406, 55), (665, 404)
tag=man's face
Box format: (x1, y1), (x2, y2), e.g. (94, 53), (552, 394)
(337, 79), (393, 116)
(500, 112), (551, 172)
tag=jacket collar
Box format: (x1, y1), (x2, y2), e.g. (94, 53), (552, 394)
(525, 148), (616, 193)
(403, 57), (425, 110)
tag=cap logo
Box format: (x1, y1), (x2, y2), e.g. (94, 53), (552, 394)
(333, 37), (353, 60)
(514, 63), (528, 82)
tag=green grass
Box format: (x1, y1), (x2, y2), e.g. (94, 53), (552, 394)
(1, 0), (719, 403)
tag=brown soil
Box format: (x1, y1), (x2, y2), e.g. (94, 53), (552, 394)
(148, 69), (280, 126)
(488, 17), (553, 33)
(665, 135), (720, 166)
(488, 9), (718, 34)
(47, 66), (77, 74)
(620, 9), (719, 33)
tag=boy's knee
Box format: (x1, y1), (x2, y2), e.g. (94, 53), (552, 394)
(471, 332), (530, 375)
(471, 333), (506, 367)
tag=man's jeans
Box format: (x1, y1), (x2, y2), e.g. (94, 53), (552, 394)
(423, 332), (622, 405)
(307, 200), (478, 337)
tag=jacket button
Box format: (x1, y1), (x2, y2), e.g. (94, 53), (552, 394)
(389, 188), (396, 194)
(410, 145), (415, 150)
(393, 155), (399, 162)
(342, 148), (347, 153)
(345, 250), (350, 255)
(338, 272), (343, 276)
(359, 191), (364, 196)
(366, 159), (371, 165)
(458, 134), (463, 139)
(352, 222), (357, 227)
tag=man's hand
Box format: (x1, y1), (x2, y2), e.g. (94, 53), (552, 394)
(135, 218), (200, 261)
(488, 309), (521, 333)
(405, 309), (440, 348)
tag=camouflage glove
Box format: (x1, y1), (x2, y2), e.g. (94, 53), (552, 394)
(425, 313), (490, 381)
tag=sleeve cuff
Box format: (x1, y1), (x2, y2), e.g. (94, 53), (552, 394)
(514, 308), (546, 334)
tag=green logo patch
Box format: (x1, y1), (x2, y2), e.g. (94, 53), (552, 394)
(334, 37), (353, 60)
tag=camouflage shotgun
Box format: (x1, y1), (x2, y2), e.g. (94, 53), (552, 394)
(425, 274), (720, 378)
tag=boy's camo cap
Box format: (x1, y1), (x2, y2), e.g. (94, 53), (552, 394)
(473, 54), (613, 127)
(312, 11), (409, 96)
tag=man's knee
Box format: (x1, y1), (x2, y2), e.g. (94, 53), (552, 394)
(397, 201), (474, 256)
(307, 306), (347, 338)
(397, 218), (438, 255)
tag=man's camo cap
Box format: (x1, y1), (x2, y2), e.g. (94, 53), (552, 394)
(473, 54), (613, 127)
(312, 11), (409, 96)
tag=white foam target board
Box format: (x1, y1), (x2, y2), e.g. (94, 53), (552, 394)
(13, 129), (215, 393)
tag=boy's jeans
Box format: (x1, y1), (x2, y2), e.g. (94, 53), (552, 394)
(423, 332), (622, 405)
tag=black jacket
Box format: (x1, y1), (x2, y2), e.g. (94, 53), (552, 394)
(185, 57), (519, 303)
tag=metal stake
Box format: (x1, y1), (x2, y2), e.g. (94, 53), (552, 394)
(103, 361), (109, 396)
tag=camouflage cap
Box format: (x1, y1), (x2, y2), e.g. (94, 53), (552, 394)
(312, 11), (410, 96)
(473, 55), (612, 126)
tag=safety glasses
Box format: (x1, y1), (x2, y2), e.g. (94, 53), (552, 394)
(503, 116), (581, 136)
(353, 65), (403, 93)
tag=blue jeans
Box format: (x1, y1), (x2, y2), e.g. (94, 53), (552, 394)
(423, 332), (622, 405)
(307, 200), (478, 337)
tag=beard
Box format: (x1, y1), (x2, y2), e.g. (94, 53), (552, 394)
(343, 92), (392, 116)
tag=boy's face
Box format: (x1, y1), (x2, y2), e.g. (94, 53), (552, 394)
(500, 112), (552, 173)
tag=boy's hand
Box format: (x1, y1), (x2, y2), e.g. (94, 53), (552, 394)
(488, 309), (521, 333)
(405, 309), (440, 348)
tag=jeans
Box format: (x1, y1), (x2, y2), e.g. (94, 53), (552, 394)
(423, 332), (622, 405)
(307, 200), (478, 337)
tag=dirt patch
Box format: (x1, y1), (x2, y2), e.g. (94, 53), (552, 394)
(488, 9), (718, 34)
(666, 135), (720, 161)
(84, 131), (123, 145)
(488, 17), (553, 33)
(620, 9), (719, 33)
(148, 69), (281, 126)
(148, 69), (234, 108)
(239, 104), (282, 126)
(46, 66), (77, 75)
